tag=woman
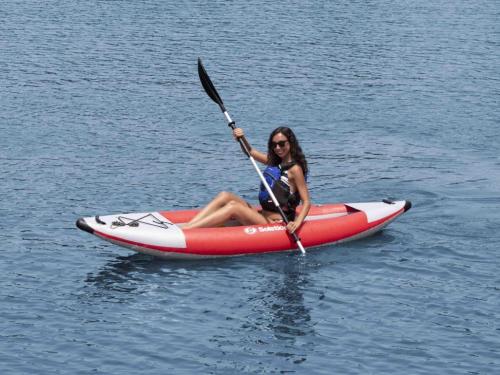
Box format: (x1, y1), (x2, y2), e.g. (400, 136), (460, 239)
(183, 126), (310, 234)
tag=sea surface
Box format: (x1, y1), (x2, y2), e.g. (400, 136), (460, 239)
(1, 1), (499, 374)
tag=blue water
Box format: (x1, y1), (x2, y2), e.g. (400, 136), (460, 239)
(1, 1), (499, 374)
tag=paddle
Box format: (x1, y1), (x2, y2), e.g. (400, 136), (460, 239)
(197, 58), (306, 255)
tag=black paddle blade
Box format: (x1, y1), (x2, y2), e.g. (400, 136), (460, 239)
(198, 58), (226, 112)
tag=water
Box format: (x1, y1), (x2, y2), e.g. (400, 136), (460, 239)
(1, 1), (499, 374)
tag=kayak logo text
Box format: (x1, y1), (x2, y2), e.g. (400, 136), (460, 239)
(244, 226), (286, 235)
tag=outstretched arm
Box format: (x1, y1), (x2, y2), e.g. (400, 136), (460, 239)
(233, 128), (268, 164)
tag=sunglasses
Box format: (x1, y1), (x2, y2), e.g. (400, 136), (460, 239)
(271, 140), (289, 149)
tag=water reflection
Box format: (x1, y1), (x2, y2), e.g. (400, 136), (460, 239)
(266, 256), (313, 341)
(83, 250), (317, 367)
(251, 254), (316, 365)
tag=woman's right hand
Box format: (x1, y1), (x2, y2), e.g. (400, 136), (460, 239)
(233, 128), (244, 140)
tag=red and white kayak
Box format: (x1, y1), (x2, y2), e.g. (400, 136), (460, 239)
(76, 200), (411, 259)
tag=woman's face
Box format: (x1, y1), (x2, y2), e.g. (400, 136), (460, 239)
(271, 132), (290, 160)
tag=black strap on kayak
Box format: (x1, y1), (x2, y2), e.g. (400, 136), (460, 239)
(95, 216), (106, 225)
(110, 213), (173, 230)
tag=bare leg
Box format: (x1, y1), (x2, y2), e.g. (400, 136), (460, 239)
(184, 200), (268, 229)
(187, 192), (249, 225)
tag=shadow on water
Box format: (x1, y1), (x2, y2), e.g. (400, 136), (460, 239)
(82, 252), (236, 302)
(85, 253), (159, 292)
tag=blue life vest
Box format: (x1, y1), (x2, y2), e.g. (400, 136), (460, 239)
(258, 163), (303, 220)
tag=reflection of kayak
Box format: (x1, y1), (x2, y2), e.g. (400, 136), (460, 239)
(76, 200), (411, 259)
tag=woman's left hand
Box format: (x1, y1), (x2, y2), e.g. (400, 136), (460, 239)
(287, 221), (299, 234)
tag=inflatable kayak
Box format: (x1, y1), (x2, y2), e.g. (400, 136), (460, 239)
(76, 200), (410, 259)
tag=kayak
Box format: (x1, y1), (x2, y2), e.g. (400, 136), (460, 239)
(76, 200), (411, 259)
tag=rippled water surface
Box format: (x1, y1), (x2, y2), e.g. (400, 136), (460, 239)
(1, 1), (499, 374)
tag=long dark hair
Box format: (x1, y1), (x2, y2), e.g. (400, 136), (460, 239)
(267, 127), (308, 176)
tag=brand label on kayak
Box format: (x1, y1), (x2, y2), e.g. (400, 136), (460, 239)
(244, 225), (286, 235)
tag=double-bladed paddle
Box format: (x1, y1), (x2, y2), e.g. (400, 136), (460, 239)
(197, 58), (306, 255)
